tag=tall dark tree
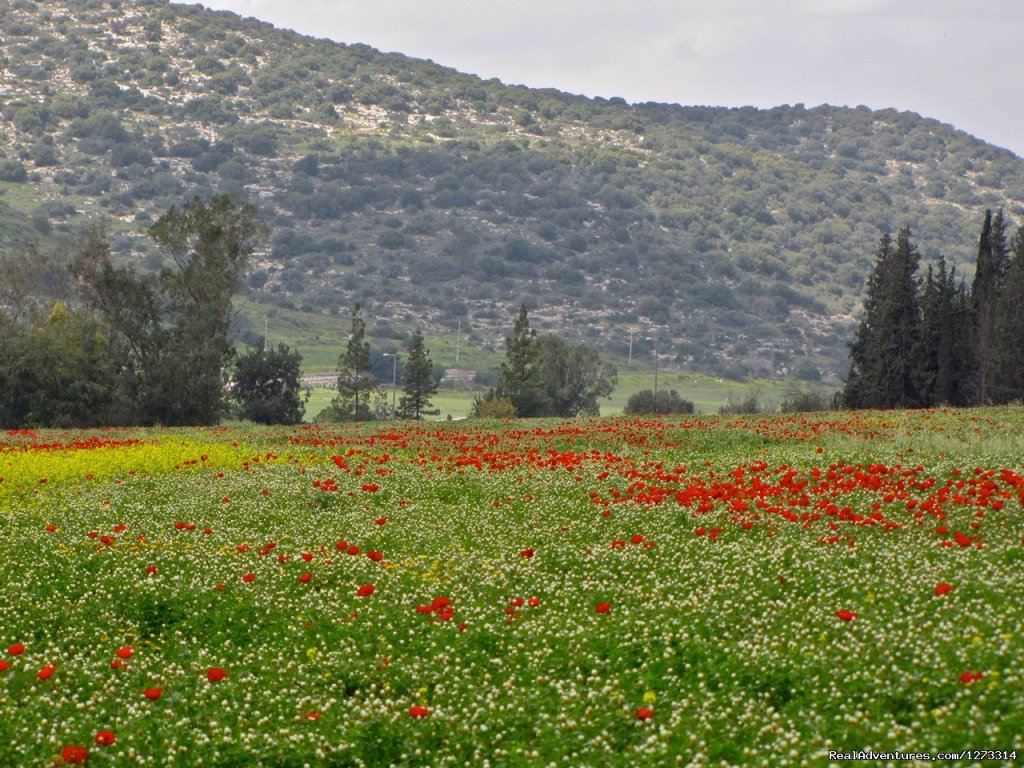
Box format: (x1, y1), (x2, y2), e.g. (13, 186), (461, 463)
(232, 343), (306, 425)
(497, 304), (550, 417)
(969, 209), (1010, 404)
(842, 228), (922, 409)
(398, 330), (438, 420)
(915, 257), (971, 406)
(988, 227), (1024, 403)
(330, 303), (378, 420)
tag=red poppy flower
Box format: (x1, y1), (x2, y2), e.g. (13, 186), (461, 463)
(236, 544), (249, 552)
(935, 582), (953, 596)
(635, 707), (654, 720)
(37, 664), (56, 680)
(362, 483), (380, 493)
(415, 604), (432, 614)
(304, 711), (321, 720)
(519, 548), (535, 558)
(94, 730), (116, 746)
(954, 531), (973, 547)
(630, 534), (645, 544)
(46, 524), (57, 532)
(207, 667), (227, 683)
(145, 565), (158, 575)
(346, 545), (360, 556)
(110, 659), (124, 670)
(61, 745), (89, 764)
(116, 646), (133, 659)
(299, 572), (313, 583)
(835, 610), (858, 621)
(242, 573), (255, 583)
(527, 597), (541, 607)
(335, 540), (348, 551)
(357, 584), (376, 597)
(508, 597), (523, 608)
(595, 602), (612, 614)
(113, 524), (126, 533)
(7, 643), (25, 656)
(437, 606), (455, 621)
(960, 671), (983, 685)
(214, 583), (225, 592)
(143, 687), (162, 700)
(408, 705), (430, 718)
(375, 516), (387, 525)
(367, 550), (383, 562)
(0, 660), (10, 672)
(301, 552), (313, 562)
(202, 528), (213, 535)
(610, 540), (625, 549)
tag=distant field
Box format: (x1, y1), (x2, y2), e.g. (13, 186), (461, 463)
(303, 371), (832, 421)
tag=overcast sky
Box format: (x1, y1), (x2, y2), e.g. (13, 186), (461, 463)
(201, 0), (1023, 158)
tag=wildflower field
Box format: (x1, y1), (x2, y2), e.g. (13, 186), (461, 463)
(1, 410), (1023, 767)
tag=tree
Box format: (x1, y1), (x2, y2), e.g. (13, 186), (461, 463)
(987, 227), (1024, 403)
(329, 303), (378, 420)
(398, 330), (438, 420)
(970, 209), (1011, 404)
(536, 335), (618, 416)
(624, 389), (694, 415)
(232, 343), (306, 424)
(147, 193), (266, 425)
(496, 304), (549, 417)
(914, 257), (971, 406)
(841, 228), (922, 409)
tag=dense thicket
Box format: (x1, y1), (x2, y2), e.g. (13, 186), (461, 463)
(841, 210), (1024, 408)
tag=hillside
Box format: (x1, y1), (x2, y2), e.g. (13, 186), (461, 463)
(2, 0), (1024, 380)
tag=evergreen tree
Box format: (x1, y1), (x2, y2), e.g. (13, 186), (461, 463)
(842, 228), (922, 409)
(398, 330), (439, 420)
(330, 303), (378, 420)
(915, 257), (971, 406)
(969, 209), (1010, 404)
(988, 227), (1024, 403)
(232, 343), (306, 425)
(497, 304), (550, 417)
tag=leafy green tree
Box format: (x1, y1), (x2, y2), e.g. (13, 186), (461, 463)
(624, 389), (694, 415)
(842, 228), (922, 409)
(497, 304), (549, 417)
(232, 343), (306, 424)
(329, 303), (378, 420)
(536, 335), (618, 416)
(398, 330), (438, 420)
(0, 303), (116, 428)
(146, 193), (266, 425)
(988, 227), (1024, 403)
(472, 392), (517, 419)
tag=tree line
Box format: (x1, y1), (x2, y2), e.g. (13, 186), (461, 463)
(841, 209), (1024, 408)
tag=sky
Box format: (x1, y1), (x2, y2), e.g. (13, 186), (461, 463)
(200, 0), (1024, 158)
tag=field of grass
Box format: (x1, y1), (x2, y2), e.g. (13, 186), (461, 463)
(2, 409), (1022, 765)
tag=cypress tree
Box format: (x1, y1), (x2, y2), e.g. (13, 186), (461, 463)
(842, 228), (922, 409)
(988, 227), (1024, 403)
(332, 303), (377, 420)
(969, 209), (1010, 404)
(915, 257), (971, 406)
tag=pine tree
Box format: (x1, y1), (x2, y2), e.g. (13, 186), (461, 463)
(969, 209), (1010, 404)
(842, 228), (922, 409)
(915, 257), (971, 406)
(398, 330), (438, 420)
(987, 227), (1024, 403)
(496, 304), (550, 417)
(331, 303), (378, 420)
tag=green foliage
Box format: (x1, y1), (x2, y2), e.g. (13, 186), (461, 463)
(232, 343), (306, 425)
(624, 389), (695, 415)
(536, 335), (618, 417)
(471, 392), (517, 419)
(327, 303), (379, 421)
(398, 330), (438, 420)
(779, 388), (831, 413)
(496, 304), (549, 417)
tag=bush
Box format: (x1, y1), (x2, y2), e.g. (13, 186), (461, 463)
(624, 389), (694, 415)
(719, 392), (762, 415)
(472, 392), (517, 419)
(779, 388), (830, 413)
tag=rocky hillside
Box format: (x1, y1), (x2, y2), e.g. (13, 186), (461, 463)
(2, 0), (1023, 380)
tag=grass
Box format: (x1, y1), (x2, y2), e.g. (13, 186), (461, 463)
(1, 409), (1023, 765)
